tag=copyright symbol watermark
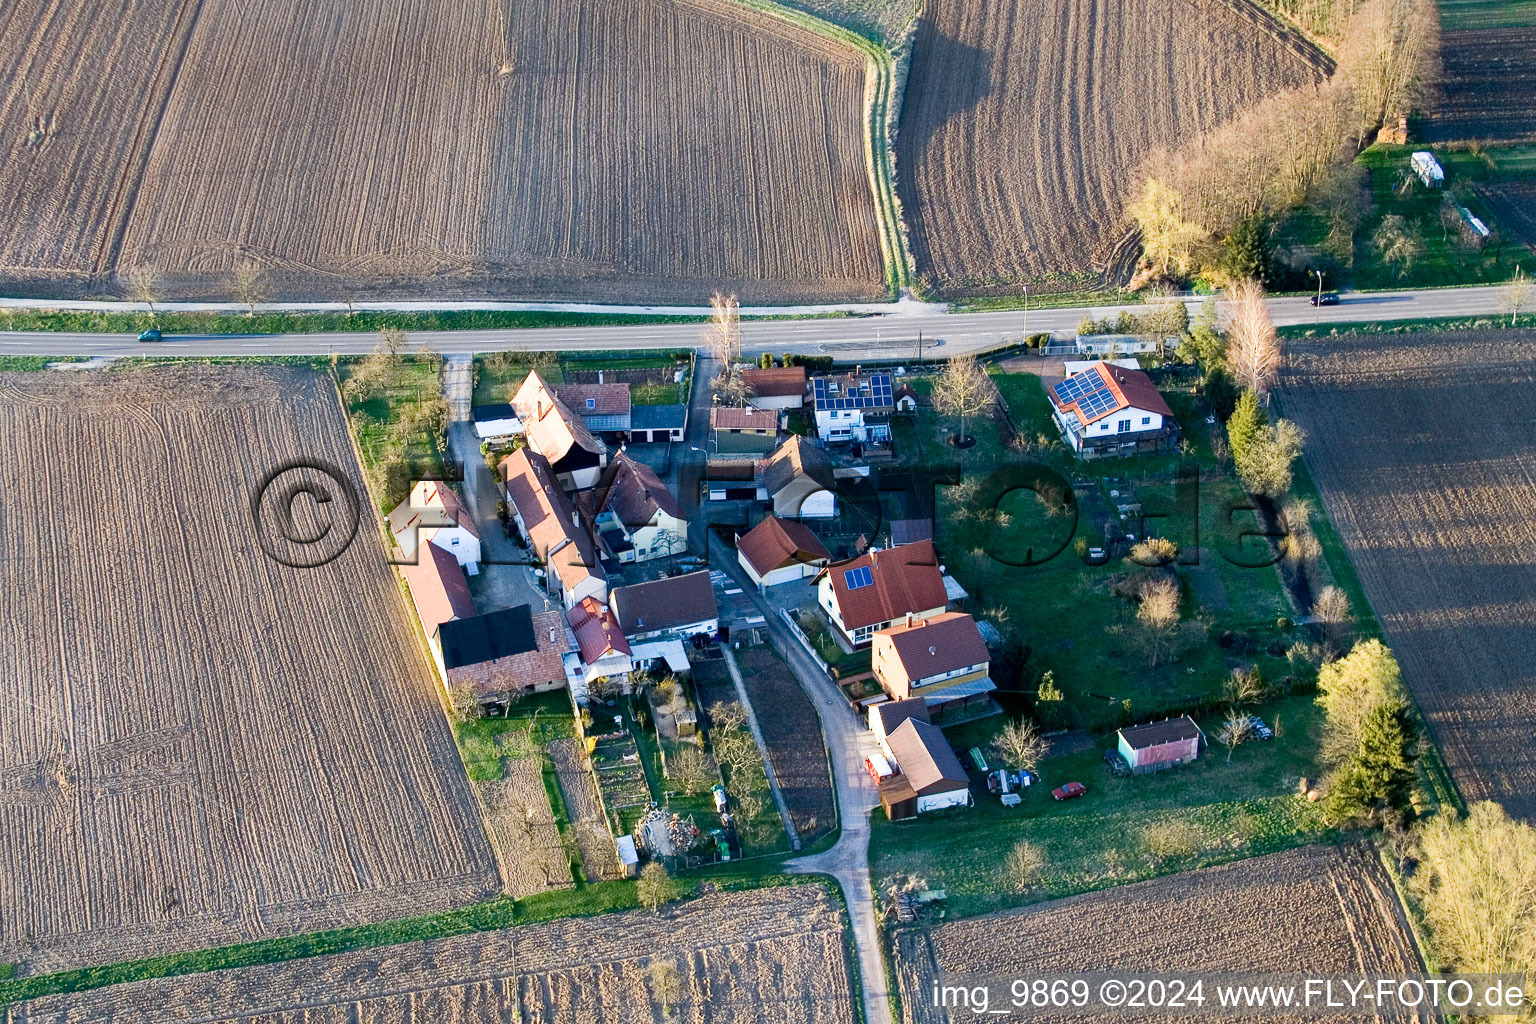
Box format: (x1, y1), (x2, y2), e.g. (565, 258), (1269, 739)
(251, 460), (362, 568)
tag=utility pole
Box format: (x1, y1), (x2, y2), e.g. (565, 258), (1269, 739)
(1021, 285), (1029, 352)
(916, 330), (923, 363)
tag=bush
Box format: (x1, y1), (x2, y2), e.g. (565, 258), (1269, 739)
(1139, 819), (1202, 862)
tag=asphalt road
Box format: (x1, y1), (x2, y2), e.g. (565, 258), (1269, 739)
(0, 285), (1514, 362)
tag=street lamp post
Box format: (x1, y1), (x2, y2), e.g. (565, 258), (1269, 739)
(1021, 286), (1029, 352)
(1313, 269), (1324, 310)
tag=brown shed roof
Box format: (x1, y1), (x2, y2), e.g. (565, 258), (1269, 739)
(742, 366), (807, 398)
(1118, 715), (1204, 750)
(555, 383), (632, 418)
(819, 540), (948, 631)
(761, 435), (835, 497)
(885, 719), (969, 795)
(736, 516), (831, 576)
(711, 406), (778, 431)
(611, 570), (717, 636)
(874, 612), (990, 687)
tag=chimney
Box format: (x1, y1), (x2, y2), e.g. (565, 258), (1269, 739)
(906, 612), (915, 627)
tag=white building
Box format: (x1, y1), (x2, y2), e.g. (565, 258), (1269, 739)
(1411, 150), (1444, 188)
(386, 480), (482, 574)
(735, 515), (831, 589)
(1047, 360), (1180, 458)
(811, 372), (893, 443)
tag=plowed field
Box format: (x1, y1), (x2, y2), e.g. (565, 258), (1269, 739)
(1476, 180), (1536, 255)
(896, 0), (1326, 296)
(1281, 329), (1536, 820)
(0, 365), (498, 974)
(11, 884), (857, 1024)
(896, 845), (1427, 1023)
(1427, 28), (1536, 143)
(1, 0), (882, 303)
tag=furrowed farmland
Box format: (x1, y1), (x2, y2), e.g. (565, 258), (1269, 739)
(1427, 0), (1536, 143)
(1281, 329), (1536, 821)
(0, 366), (499, 975)
(1, 0), (883, 303)
(896, 0), (1326, 297)
(895, 845), (1428, 1024)
(11, 885), (857, 1024)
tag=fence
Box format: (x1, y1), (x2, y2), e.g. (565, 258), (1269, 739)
(778, 607), (832, 678)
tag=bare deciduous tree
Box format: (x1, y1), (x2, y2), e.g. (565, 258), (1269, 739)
(1218, 708), (1256, 762)
(232, 261), (271, 316)
(930, 355), (995, 446)
(666, 745), (712, 796)
(1136, 577), (1182, 667)
(124, 265), (162, 317)
(708, 700), (748, 735)
(990, 718), (1048, 773)
(1003, 839), (1045, 894)
(647, 957), (683, 1017)
(704, 292), (750, 403)
(1500, 266), (1533, 327)
(1335, 0), (1442, 142)
(1222, 279), (1281, 397)
(1224, 666), (1264, 707)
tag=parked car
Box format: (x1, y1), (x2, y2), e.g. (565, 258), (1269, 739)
(1310, 292), (1341, 307)
(1103, 750), (1132, 777)
(1052, 781), (1087, 801)
(1247, 715), (1275, 740)
(137, 328), (163, 342)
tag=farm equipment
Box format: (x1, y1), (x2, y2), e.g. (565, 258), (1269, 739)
(865, 754), (895, 782)
(1246, 715), (1274, 740)
(986, 768), (1035, 795)
(1103, 750), (1132, 777)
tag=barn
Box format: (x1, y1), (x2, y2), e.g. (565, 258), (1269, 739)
(1117, 716), (1205, 773)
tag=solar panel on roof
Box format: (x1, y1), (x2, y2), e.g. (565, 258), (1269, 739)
(844, 566), (874, 590)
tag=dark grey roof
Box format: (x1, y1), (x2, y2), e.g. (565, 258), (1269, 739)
(612, 570), (717, 635)
(1118, 715), (1204, 749)
(631, 404), (687, 429)
(473, 403), (518, 423)
(437, 605), (537, 670)
(889, 518), (933, 546)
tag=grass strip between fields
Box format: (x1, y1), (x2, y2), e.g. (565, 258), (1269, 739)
(720, 0), (912, 295)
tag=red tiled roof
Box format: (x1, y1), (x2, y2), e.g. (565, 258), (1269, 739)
(555, 383), (632, 418)
(711, 407), (778, 431)
(567, 597), (630, 662)
(400, 542), (475, 633)
(513, 371), (606, 463)
(820, 540), (948, 631)
(500, 448), (605, 592)
(1050, 362), (1173, 427)
(885, 719), (969, 794)
(447, 609), (570, 698)
(741, 366), (807, 398)
(874, 612), (989, 688)
(736, 516), (831, 576)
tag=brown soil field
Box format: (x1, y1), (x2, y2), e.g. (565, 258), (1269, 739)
(1426, 29), (1536, 143)
(474, 756), (574, 898)
(1475, 180), (1536, 255)
(548, 738), (623, 882)
(1281, 330), (1536, 821)
(896, 0), (1326, 297)
(0, 365), (499, 975)
(1, 0), (882, 304)
(736, 647), (836, 843)
(12, 884), (857, 1024)
(895, 844), (1427, 1024)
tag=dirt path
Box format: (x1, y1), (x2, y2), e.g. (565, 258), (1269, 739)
(547, 738), (620, 882)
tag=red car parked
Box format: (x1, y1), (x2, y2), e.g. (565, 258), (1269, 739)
(1052, 781), (1087, 801)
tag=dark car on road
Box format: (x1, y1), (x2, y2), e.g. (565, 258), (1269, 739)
(1052, 781), (1087, 801)
(137, 328), (163, 342)
(1309, 292), (1341, 307)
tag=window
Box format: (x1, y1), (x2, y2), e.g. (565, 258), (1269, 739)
(1142, 416), (1151, 426)
(1117, 419), (1131, 433)
(586, 398), (596, 409)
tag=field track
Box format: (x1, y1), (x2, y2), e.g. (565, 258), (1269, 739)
(1, 0), (884, 304)
(0, 365), (499, 974)
(10, 884), (856, 1024)
(1281, 330), (1536, 821)
(895, 845), (1427, 1023)
(896, 0), (1325, 297)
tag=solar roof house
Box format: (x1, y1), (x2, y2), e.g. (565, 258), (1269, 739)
(437, 605), (570, 714)
(814, 540), (949, 647)
(811, 372), (894, 443)
(1047, 361), (1179, 458)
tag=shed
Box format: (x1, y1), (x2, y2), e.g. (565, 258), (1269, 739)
(884, 718), (971, 814)
(1116, 715), (1204, 773)
(615, 835), (639, 877)
(879, 774), (918, 821)
(1411, 151), (1445, 188)
(630, 403), (687, 443)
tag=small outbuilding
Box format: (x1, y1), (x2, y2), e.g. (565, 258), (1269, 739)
(736, 515), (831, 589)
(1116, 715), (1205, 773)
(1411, 150), (1445, 188)
(883, 718), (972, 816)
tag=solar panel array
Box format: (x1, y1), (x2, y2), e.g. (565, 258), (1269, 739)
(844, 566), (874, 590)
(813, 374), (894, 411)
(1050, 368), (1120, 422)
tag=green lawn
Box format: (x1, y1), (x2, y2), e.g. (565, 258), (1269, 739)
(452, 692), (578, 782)
(1439, 0), (1536, 29)
(473, 352), (689, 408)
(793, 608), (872, 677)
(338, 357), (448, 514)
(869, 695), (1336, 918)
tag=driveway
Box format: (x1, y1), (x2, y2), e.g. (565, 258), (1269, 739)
(707, 533), (892, 1024)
